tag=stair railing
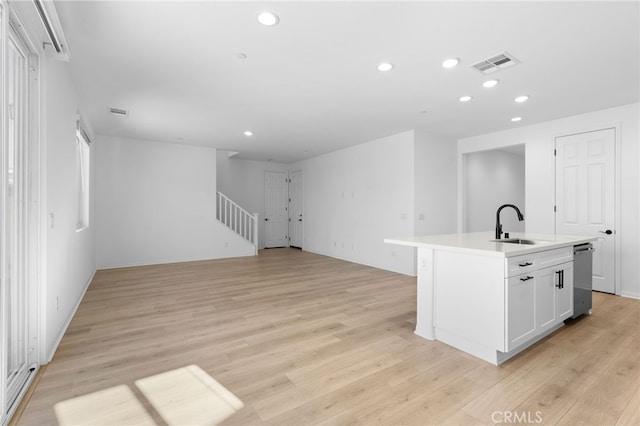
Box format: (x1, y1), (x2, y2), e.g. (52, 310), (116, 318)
(216, 192), (259, 255)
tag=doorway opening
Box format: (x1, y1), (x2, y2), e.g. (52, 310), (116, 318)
(463, 145), (526, 233)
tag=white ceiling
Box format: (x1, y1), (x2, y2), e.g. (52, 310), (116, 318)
(54, 1), (639, 163)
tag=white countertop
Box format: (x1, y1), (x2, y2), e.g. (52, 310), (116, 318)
(384, 231), (598, 257)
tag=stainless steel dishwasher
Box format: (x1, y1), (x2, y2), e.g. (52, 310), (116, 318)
(572, 243), (594, 318)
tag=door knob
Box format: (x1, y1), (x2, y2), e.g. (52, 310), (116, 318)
(599, 229), (613, 235)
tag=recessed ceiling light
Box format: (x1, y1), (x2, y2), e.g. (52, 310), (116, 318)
(514, 95), (529, 103)
(458, 95), (472, 102)
(483, 79), (499, 88)
(244, 130), (254, 136)
(377, 62), (394, 72)
(257, 11), (279, 26)
(511, 117), (522, 122)
(442, 58), (460, 69)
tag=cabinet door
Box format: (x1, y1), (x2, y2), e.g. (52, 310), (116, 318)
(536, 262), (574, 333)
(535, 267), (558, 333)
(506, 275), (536, 351)
(556, 262), (574, 320)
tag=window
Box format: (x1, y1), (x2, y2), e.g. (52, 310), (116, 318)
(76, 126), (90, 231)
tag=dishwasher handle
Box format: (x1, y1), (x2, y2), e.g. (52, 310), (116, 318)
(574, 245), (594, 255)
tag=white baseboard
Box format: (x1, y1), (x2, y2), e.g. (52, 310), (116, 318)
(620, 291), (640, 300)
(46, 269), (96, 362)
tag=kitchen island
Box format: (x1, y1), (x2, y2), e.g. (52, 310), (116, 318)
(385, 232), (597, 365)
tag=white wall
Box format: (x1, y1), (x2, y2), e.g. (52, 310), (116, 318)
(292, 131), (416, 275)
(458, 103), (640, 298)
(414, 130), (458, 237)
(216, 152), (289, 249)
(42, 59), (97, 360)
(465, 149), (525, 233)
(217, 130), (459, 275)
(96, 136), (254, 269)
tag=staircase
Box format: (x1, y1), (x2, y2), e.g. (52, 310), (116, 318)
(216, 192), (259, 255)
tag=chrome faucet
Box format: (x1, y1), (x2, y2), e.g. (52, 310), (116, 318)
(495, 204), (524, 239)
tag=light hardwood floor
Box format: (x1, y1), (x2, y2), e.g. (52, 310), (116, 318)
(15, 248), (640, 425)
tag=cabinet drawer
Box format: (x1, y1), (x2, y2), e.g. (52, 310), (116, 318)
(506, 247), (573, 277)
(507, 257), (537, 277)
(536, 247), (574, 269)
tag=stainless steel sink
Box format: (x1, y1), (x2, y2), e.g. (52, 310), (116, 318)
(490, 238), (542, 245)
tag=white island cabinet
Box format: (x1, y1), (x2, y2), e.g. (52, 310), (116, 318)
(385, 232), (596, 365)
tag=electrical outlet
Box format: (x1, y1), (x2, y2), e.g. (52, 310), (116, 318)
(49, 213), (55, 229)
(56, 296), (60, 311)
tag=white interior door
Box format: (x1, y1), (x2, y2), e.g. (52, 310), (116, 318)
(288, 170), (303, 248)
(264, 171), (288, 248)
(555, 128), (616, 293)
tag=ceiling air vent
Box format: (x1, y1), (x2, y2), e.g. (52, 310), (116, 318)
(109, 107), (129, 117)
(471, 52), (520, 74)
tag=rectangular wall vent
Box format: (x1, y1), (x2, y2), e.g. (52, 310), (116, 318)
(109, 107), (129, 116)
(471, 52), (520, 74)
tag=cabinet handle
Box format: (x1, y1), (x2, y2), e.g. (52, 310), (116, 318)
(520, 276), (534, 282)
(555, 270), (564, 289)
(518, 262), (533, 267)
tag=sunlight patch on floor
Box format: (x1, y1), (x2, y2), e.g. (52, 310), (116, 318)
(54, 365), (244, 426)
(135, 365), (244, 425)
(54, 384), (155, 426)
